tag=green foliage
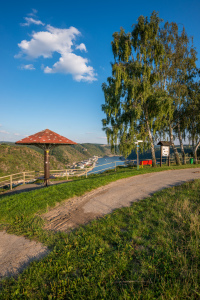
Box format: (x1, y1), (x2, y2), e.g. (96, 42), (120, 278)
(102, 11), (199, 167)
(102, 11), (167, 166)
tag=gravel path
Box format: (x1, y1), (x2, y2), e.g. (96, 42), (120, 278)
(43, 168), (200, 231)
(0, 231), (49, 279)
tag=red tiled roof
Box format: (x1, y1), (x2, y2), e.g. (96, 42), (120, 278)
(15, 129), (77, 145)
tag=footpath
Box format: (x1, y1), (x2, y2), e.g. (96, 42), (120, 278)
(43, 168), (200, 231)
(1, 168), (200, 278)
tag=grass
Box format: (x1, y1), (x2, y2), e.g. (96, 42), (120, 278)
(0, 165), (200, 299)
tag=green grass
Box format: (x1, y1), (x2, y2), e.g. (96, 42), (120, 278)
(0, 164), (200, 226)
(0, 165), (200, 299)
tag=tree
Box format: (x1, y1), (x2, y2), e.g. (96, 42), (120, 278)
(159, 22), (197, 164)
(186, 76), (200, 163)
(102, 12), (166, 167)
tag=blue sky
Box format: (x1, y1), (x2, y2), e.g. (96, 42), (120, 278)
(0, 0), (200, 144)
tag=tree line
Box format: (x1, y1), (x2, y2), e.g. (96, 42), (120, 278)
(102, 11), (200, 166)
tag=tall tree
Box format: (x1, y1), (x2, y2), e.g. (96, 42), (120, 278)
(159, 22), (197, 164)
(186, 77), (200, 163)
(102, 12), (166, 166)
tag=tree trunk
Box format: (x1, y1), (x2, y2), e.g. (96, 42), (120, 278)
(146, 119), (156, 167)
(169, 123), (181, 165)
(177, 123), (186, 164)
(193, 141), (200, 164)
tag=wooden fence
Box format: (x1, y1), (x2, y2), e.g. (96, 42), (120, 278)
(0, 157), (199, 192)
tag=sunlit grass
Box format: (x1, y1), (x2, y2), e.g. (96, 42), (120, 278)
(0, 165), (200, 299)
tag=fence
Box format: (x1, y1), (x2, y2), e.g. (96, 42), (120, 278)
(0, 171), (35, 191)
(0, 157), (199, 192)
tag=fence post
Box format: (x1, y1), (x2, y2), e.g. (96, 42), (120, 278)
(23, 172), (25, 184)
(115, 162), (116, 172)
(86, 171), (87, 178)
(10, 175), (12, 190)
(141, 161), (143, 169)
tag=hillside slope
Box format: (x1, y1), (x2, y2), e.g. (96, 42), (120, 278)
(0, 145), (65, 176)
(51, 143), (111, 165)
(0, 143), (112, 176)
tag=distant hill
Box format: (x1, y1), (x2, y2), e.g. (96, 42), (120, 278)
(0, 143), (112, 176)
(0, 144), (65, 176)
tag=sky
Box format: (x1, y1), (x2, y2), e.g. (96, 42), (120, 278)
(0, 0), (200, 144)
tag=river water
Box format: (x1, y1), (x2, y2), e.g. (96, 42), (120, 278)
(88, 156), (125, 175)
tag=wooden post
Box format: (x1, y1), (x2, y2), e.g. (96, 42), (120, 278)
(44, 149), (50, 186)
(10, 175), (12, 190)
(66, 170), (68, 180)
(115, 162), (116, 172)
(160, 146), (162, 167)
(23, 172), (25, 184)
(86, 171), (87, 178)
(137, 145), (139, 170)
(168, 155), (170, 166)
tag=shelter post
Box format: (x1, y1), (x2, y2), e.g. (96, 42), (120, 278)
(44, 148), (50, 186)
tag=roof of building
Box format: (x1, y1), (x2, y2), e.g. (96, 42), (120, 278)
(157, 141), (172, 146)
(15, 129), (77, 145)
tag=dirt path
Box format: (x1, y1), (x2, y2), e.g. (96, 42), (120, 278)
(0, 231), (49, 279)
(43, 168), (200, 232)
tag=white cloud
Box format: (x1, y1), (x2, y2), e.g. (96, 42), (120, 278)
(44, 52), (96, 82)
(21, 17), (45, 27)
(0, 130), (10, 134)
(28, 9), (38, 17)
(14, 133), (20, 136)
(16, 24), (97, 82)
(20, 64), (35, 70)
(76, 43), (87, 52)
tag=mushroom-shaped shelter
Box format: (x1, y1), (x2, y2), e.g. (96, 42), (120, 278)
(15, 129), (77, 186)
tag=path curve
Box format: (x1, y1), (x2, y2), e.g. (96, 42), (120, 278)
(43, 168), (200, 231)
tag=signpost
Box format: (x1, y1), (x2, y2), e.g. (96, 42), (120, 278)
(135, 140), (143, 170)
(157, 141), (171, 167)
(162, 146), (169, 157)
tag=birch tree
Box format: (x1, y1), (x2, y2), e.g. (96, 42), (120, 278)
(186, 78), (200, 163)
(159, 22), (197, 164)
(102, 12), (165, 167)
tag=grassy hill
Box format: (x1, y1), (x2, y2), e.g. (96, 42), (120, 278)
(51, 143), (112, 165)
(0, 143), (112, 176)
(0, 144), (65, 176)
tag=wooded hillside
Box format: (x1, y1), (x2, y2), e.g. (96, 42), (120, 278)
(0, 143), (112, 176)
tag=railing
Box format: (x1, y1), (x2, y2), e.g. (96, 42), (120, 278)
(0, 157), (199, 192)
(0, 171), (35, 191)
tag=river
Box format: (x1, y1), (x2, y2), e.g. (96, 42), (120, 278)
(88, 156), (125, 175)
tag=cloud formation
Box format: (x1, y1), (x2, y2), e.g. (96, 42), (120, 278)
(20, 17), (45, 27)
(20, 64), (35, 70)
(27, 9), (38, 17)
(16, 20), (97, 82)
(0, 130), (9, 134)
